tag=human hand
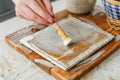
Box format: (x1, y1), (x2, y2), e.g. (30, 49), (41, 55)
(12, 0), (54, 24)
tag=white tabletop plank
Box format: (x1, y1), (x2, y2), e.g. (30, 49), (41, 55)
(0, 41), (55, 80)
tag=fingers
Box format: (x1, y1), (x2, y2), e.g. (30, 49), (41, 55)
(41, 0), (54, 17)
(12, 0), (54, 24)
(15, 3), (50, 24)
(15, 3), (30, 20)
(27, 0), (54, 23)
(24, 6), (50, 24)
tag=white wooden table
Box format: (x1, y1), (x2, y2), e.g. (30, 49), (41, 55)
(0, 0), (120, 80)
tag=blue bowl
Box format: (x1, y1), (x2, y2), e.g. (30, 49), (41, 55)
(102, 0), (120, 20)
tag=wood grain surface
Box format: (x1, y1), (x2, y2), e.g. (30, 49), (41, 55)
(5, 10), (120, 80)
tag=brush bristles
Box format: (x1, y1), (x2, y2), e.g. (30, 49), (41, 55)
(63, 37), (72, 46)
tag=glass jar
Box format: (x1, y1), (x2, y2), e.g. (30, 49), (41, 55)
(64, 0), (96, 14)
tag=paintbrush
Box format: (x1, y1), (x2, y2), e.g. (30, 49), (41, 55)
(36, 0), (72, 46)
(53, 22), (72, 46)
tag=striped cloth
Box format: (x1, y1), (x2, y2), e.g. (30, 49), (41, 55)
(102, 0), (120, 20)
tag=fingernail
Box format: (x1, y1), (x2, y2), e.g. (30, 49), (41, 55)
(48, 18), (54, 23)
(52, 15), (55, 18)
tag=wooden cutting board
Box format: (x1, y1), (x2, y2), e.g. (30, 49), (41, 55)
(5, 10), (120, 80)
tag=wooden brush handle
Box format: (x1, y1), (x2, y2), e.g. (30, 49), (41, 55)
(36, 0), (69, 41)
(53, 23), (68, 40)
